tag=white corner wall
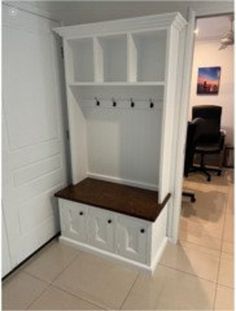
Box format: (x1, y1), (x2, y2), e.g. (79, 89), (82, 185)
(189, 39), (234, 146)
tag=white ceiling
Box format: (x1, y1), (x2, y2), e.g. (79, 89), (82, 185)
(17, 1), (233, 26)
(196, 15), (233, 40)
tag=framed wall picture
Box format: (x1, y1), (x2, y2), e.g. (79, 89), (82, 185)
(197, 66), (221, 95)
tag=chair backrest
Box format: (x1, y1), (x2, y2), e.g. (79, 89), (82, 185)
(192, 105), (222, 142)
(184, 118), (204, 175)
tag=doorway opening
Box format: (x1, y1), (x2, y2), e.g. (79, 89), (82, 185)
(180, 13), (234, 264)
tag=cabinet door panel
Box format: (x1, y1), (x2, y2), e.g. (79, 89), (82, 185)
(60, 201), (88, 243)
(117, 216), (148, 263)
(88, 209), (115, 252)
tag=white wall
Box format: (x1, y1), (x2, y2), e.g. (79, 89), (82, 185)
(189, 39), (234, 146)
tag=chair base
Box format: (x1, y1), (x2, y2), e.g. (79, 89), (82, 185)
(182, 191), (196, 203)
(187, 165), (222, 182)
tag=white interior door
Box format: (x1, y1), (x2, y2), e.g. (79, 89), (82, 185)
(2, 4), (68, 273)
(2, 207), (12, 277)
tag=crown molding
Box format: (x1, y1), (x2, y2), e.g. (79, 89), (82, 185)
(54, 12), (187, 39)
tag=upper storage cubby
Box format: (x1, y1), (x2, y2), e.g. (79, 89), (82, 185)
(130, 30), (167, 82)
(97, 34), (127, 82)
(68, 38), (94, 82)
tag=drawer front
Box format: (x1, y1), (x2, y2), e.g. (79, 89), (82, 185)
(59, 200), (88, 243)
(88, 208), (116, 253)
(117, 215), (149, 264)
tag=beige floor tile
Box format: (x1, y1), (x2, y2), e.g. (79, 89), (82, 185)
(223, 213), (234, 243)
(181, 216), (224, 239)
(181, 189), (226, 248)
(184, 170), (232, 190)
(222, 241), (234, 255)
(181, 190), (226, 224)
(28, 285), (102, 310)
(218, 253), (234, 288)
(2, 271), (48, 310)
(23, 240), (78, 283)
(122, 264), (216, 310)
(54, 250), (138, 309)
(160, 241), (220, 282)
(179, 226), (222, 251)
(214, 284), (234, 310)
(226, 185), (234, 214)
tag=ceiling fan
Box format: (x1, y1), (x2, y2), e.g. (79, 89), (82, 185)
(219, 15), (234, 50)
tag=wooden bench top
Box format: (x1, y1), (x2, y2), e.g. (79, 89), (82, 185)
(55, 178), (171, 222)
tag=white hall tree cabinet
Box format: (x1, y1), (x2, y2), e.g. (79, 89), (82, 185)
(54, 13), (187, 273)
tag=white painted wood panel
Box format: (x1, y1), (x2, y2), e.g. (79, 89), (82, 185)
(2, 5), (68, 269)
(63, 39), (88, 184)
(68, 38), (94, 82)
(150, 206), (168, 264)
(132, 30), (167, 82)
(71, 85), (163, 189)
(117, 215), (149, 263)
(97, 34), (127, 82)
(88, 208), (116, 252)
(59, 200), (88, 243)
(158, 26), (180, 202)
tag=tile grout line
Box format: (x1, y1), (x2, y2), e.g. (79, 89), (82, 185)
(24, 247), (79, 286)
(119, 272), (140, 310)
(215, 282), (234, 289)
(26, 279), (51, 310)
(158, 262), (219, 285)
(182, 172), (233, 311)
(179, 240), (222, 256)
(179, 236), (222, 253)
(52, 282), (109, 310)
(25, 249), (80, 310)
(50, 250), (110, 309)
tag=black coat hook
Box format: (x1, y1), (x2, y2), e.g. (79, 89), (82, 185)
(130, 98), (135, 108)
(95, 97), (100, 106)
(112, 98), (117, 107)
(149, 99), (154, 108)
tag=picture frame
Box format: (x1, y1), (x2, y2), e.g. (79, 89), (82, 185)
(197, 66), (221, 95)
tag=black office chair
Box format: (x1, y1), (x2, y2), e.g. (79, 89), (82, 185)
(191, 105), (225, 182)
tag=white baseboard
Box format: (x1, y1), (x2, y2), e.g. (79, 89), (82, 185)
(87, 172), (158, 191)
(59, 236), (154, 274)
